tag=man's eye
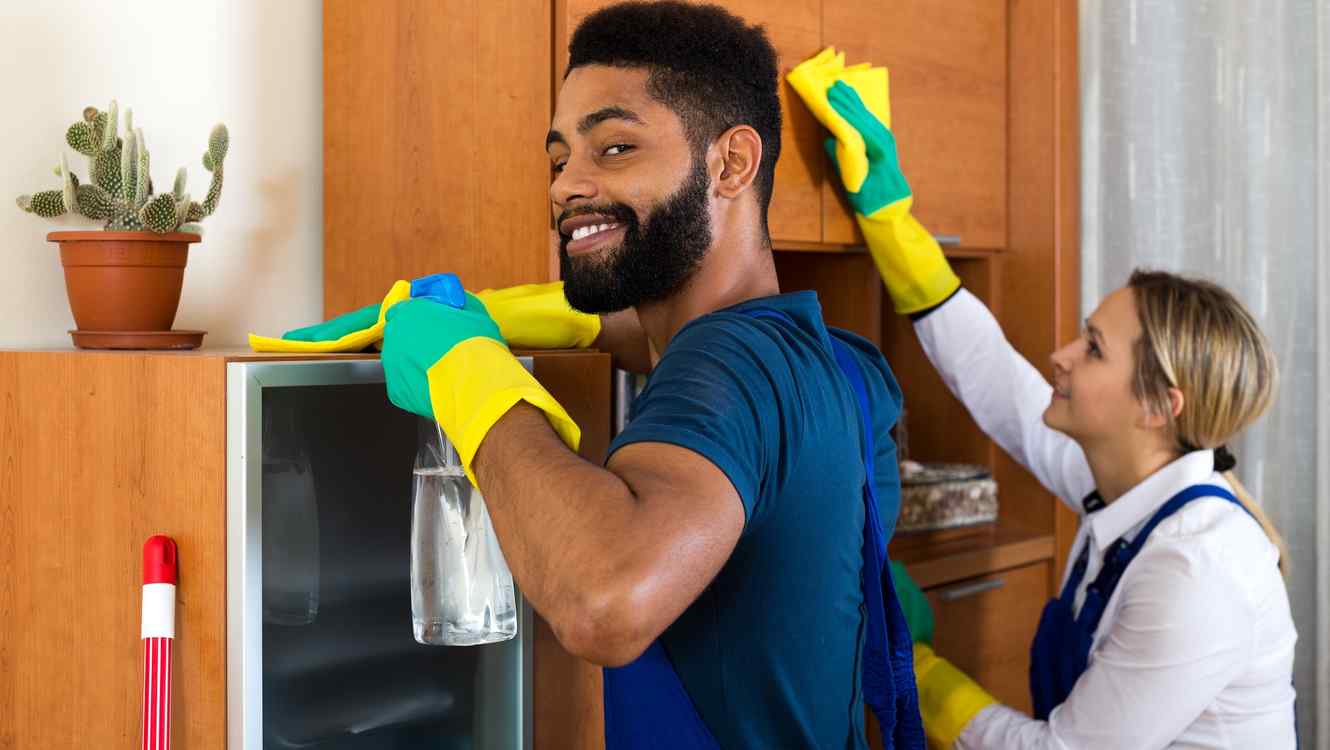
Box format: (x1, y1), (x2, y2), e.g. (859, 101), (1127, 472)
(1087, 338), (1102, 358)
(603, 144), (633, 157)
(551, 161), (566, 174)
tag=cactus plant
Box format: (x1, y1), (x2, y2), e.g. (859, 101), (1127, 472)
(16, 100), (228, 234)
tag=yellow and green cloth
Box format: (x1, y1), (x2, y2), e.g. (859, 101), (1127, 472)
(249, 278), (600, 353)
(787, 47), (960, 315)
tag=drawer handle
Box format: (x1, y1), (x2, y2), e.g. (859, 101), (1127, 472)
(933, 234), (962, 246)
(937, 577), (1005, 602)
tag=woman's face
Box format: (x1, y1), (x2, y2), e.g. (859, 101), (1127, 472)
(1043, 286), (1151, 446)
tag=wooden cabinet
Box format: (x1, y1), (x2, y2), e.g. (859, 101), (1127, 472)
(555, 0), (1007, 250)
(324, 0), (558, 317)
(0, 348), (611, 750)
(821, 0), (1008, 249)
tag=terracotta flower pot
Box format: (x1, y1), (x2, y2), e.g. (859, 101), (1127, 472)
(48, 231), (202, 348)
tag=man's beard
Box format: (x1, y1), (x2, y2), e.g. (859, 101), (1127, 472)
(559, 157), (712, 314)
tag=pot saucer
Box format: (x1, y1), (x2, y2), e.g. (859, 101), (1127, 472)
(69, 330), (206, 350)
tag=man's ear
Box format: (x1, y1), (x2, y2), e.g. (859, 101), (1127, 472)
(711, 125), (763, 199)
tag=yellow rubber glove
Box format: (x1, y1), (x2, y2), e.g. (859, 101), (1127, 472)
(913, 643), (996, 748)
(426, 338), (580, 485)
(381, 282), (580, 486)
(248, 280), (411, 353)
(474, 281), (601, 349)
(788, 50), (961, 314)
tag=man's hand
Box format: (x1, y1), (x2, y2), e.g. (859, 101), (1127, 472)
(474, 281), (602, 350)
(379, 273), (580, 484)
(380, 291), (506, 420)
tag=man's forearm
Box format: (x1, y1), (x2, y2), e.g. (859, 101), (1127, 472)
(472, 402), (648, 661)
(471, 399), (745, 666)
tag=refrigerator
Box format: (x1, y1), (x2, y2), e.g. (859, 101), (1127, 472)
(226, 359), (534, 749)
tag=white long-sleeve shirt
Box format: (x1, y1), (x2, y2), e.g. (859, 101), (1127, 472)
(914, 289), (1297, 750)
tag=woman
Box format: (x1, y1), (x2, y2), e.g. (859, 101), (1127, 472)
(790, 67), (1299, 748)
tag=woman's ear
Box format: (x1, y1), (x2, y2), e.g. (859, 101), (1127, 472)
(1138, 387), (1185, 430)
(1167, 387), (1185, 419)
(712, 125), (763, 199)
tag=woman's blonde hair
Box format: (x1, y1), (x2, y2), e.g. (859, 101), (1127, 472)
(1127, 269), (1287, 572)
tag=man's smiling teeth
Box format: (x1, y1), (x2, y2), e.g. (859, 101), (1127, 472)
(571, 223), (619, 241)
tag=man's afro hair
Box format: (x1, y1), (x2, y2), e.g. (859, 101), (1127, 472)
(566, 1), (782, 222)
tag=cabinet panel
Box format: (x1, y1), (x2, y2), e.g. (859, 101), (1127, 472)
(1, 350), (614, 750)
(325, 0), (555, 317)
(555, 0), (825, 243)
(822, 0), (1007, 250)
(773, 251), (882, 344)
(927, 561), (1048, 714)
(528, 352), (612, 750)
(0, 352), (229, 750)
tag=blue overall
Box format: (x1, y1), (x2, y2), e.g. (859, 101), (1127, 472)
(1029, 484), (1253, 720)
(602, 309), (925, 750)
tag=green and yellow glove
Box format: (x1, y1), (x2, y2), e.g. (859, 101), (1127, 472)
(380, 274), (580, 486)
(890, 560), (934, 646)
(890, 561), (991, 747)
(913, 643), (996, 749)
(788, 51), (961, 315)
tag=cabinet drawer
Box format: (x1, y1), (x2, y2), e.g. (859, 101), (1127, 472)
(926, 560), (1049, 713)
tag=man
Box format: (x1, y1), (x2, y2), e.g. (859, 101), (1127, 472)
(284, 3), (916, 747)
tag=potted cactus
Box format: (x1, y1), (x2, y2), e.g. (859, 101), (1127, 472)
(16, 100), (228, 349)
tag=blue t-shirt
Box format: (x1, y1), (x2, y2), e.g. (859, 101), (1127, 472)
(607, 291), (903, 749)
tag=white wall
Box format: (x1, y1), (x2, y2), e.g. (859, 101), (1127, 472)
(0, 1), (323, 348)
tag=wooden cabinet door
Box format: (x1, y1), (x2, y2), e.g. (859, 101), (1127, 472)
(822, 0), (1008, 250)
(925, 560), (1048, 713)
(324, 0), (555, 317)
(554, 0), (825, 244)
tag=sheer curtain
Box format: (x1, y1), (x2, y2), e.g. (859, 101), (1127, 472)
(1081, 0), (1328, 745)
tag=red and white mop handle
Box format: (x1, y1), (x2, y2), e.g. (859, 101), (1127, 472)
(141, 535), (178, 750)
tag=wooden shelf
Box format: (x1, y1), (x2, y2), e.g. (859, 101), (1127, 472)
(771, 240), (1003, 259)
(888, 520), (1055, 589)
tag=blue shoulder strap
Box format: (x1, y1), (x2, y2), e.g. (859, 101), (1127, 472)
(745, 308), (924, 749)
